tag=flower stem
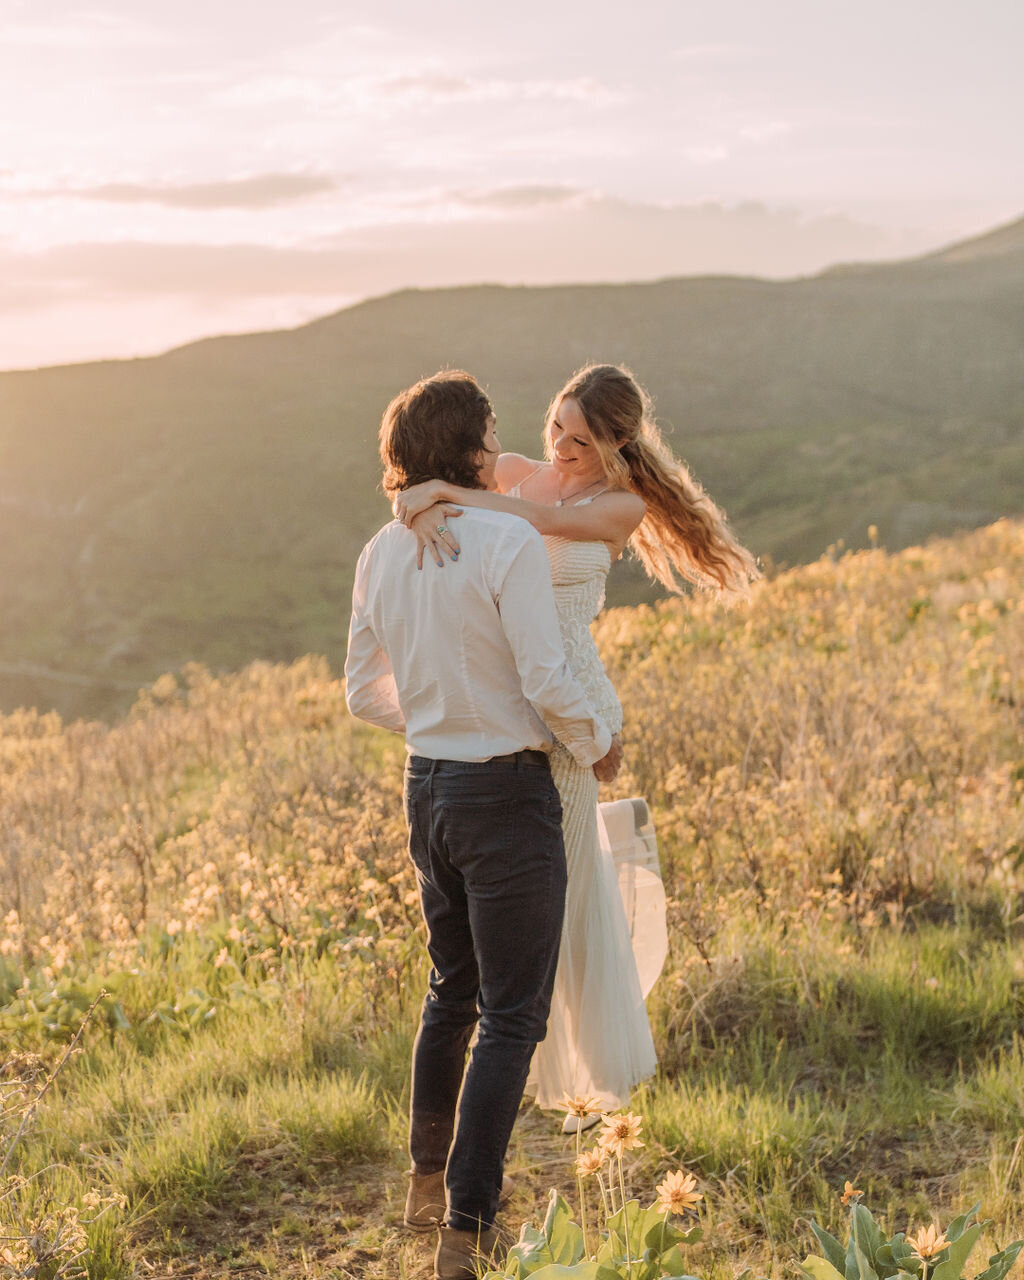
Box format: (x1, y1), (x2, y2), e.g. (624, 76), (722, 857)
(572, 1117), (594, 1257)
(597, 1171), (611, 1225)
(618, 1155), (632, 1277)
(576, 1172), (591, 1259)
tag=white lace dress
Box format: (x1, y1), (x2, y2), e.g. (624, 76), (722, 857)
(524, 532), (658, 1110)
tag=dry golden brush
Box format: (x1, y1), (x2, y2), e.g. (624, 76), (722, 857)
(0, 520), (1022, 981)
(596, 518), (1024, 923)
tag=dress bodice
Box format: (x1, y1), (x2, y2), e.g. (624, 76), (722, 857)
(541, 535), (622, 734)
(544, 534), (611, 622)
(505, 469), (622, 732)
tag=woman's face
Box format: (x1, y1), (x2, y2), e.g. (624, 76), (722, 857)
(548, 396), (605, 481)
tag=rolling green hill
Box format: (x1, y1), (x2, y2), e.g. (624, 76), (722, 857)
(2, 215), (1023, 720)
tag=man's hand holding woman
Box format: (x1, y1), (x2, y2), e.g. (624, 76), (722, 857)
(592, 733), (623, 783)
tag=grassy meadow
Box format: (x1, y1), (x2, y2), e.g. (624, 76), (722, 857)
(1, 519), (1023, 1280)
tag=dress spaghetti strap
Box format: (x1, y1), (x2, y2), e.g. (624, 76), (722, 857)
(505, 463), (546, 498)
(565, 487), (609, 507)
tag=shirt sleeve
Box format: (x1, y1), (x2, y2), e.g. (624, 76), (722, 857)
(344, 546), (406, 735)
(493, 529), (612, 768)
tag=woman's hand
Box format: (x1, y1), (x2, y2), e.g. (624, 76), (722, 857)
(409, 503), (463, 568)
(393, 480), (448, 526)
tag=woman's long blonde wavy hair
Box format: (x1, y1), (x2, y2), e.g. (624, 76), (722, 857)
(545, 364), (760, 596)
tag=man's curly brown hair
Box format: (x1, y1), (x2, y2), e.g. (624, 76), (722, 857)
(379, 370), (493, 497)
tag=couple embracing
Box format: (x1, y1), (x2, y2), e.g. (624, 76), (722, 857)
(345, 364), (756, 1279)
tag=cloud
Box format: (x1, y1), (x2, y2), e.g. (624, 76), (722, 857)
(380, 74), (474, 97)
(739, 120), (794, 143)
(18, 173), (338, 210)
(670, 43), (765, 61)
(450, 185), (587, 211)
(367, 73), (620, 108)
(0, 187), (958, 368)
(0, 198), (940, 322)
(5, 11), (171, 48)
(684, 146), (730, 165)
(213, 75), (342, 109)
(0, 242), (355, 307)
(210, 68), (619, 113)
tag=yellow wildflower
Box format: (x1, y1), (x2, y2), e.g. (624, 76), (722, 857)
(576, 1147), (607, 1176)
(655, 1170), (703, 1215)
(841, 1180), (864, 1206)
(598, 1112), (645, 1158)
(559, 1093), (605, 1119)
(907, 1225), (949, 1260)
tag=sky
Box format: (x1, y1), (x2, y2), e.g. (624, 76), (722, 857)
(1, 0), (1021, 370)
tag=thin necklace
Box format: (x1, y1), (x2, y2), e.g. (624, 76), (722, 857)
(554, 477), (605, 507)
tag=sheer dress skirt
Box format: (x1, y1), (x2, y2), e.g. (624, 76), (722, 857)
(524, 534), (658, 1111)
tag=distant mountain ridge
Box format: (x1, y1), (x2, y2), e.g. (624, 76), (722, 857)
(1, 214), (1022, 720)
(923, 212), (1024, 263)
(817, 212), (1024, 278)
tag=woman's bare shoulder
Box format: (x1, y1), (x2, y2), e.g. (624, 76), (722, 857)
(602, 488), (646, 519)
(495, 452), (545, 491)
(596, 488), (646, 536)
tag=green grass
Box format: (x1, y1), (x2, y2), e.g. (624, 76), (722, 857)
(6, 911), (1024, 1280)
(2, 524), (1022, 1277)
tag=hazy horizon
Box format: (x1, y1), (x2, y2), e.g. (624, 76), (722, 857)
(2, 0), (1021, 370)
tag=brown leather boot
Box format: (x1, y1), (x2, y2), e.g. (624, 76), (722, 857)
(434, 1224), (499, 1280)
(404, 1169), (446, 1232)
(405, 1171), (516, 1231)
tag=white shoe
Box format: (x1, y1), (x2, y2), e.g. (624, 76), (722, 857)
(561, 1111), (601, 1135)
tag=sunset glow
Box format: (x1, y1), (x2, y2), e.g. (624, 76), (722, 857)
(2, 0), (1021, 368)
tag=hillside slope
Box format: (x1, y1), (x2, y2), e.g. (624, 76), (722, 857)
(1, 216), (1022, 719)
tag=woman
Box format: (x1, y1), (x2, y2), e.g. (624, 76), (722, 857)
(394, 364), (758, 1122)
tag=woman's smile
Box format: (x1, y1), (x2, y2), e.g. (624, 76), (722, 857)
(549, 395), (604, 476)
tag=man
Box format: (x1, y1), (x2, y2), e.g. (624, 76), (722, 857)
(345, 371), (620, 1280)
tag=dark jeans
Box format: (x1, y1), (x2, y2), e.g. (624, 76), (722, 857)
(404, 753), (566, 1232)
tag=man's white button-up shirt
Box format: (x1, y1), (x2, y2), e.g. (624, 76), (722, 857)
(345, 508), (612, 767)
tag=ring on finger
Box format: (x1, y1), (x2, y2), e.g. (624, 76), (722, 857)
(436, 524), (448, 535)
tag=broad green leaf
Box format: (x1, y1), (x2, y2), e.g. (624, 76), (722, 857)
(606, 1200), (665, 1247)
(876, 1239), (917, 1279)
(595, 1267), (624, 1280)
(974, 1239), (1024, 1280)
(506, 1223), (554, 1275)
(642, 1218), (689, 1252)
(851, 1203), (887, 1265)
(635, 1204), (670, 1241)
(635, 1254), (660, 1280)
(800, 1255), (848, 1280)
(811, 1222), (848, 1275)
(944, 1206), (982, 1245)
(595, 1235), (617, 1265)
(604, 1199), (643, 1250)
(846, 1234), (879, 1280)
(541, 1192), (585, 1265)
(930, 1223), (982, 1280)
(653, 1243), (701, 1277)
